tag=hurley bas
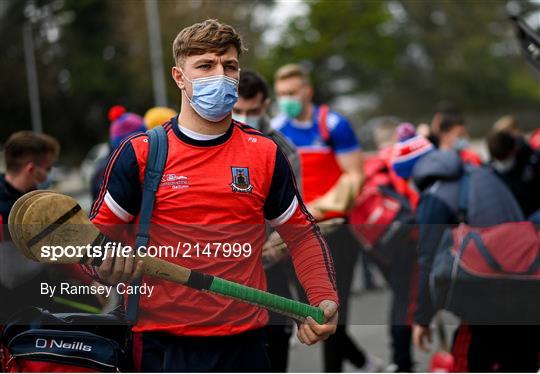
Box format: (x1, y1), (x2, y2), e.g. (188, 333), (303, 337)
(41, 282), (155, 298)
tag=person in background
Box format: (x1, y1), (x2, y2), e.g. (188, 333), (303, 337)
(370, 121), (420, 372)
(428, 101), (462, 148)
(272, 64), (377, 372)
(392, 133), (538, 372)
(0, 131), (60, 321)
(233, 69), (301, 372)
(416, 123), (431, 139)
(487, 129), (540, 218)
(233, 70), (301, 184)
(437, 114), (482, 166)
(90, 106), (146, 201)
(86, 20), (338, 372)
(493, 115), (522, 137)
(144, 106), (177, 130)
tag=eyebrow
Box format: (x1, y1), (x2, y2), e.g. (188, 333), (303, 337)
(193, 58), (217, 65)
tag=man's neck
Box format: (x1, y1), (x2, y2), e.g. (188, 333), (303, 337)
(294, 103), (314, 123)
(4, 173), (31, 193)
(178, 96), (231, 135)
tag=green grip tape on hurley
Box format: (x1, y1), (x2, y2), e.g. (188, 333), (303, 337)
(209, 276), (325, 324)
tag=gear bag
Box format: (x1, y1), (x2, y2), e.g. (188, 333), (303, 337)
(430, 221), (540, 324)
(2, 307), (130, 372)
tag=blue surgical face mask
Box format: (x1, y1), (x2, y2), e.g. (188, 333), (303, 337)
(37, 177), (53, 190)
(453, 137), (469, 152)
(181, 71), (239, 122)
(232, 114), (262, 130)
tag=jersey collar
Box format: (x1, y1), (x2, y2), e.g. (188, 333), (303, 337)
(171, 115), (234, 147)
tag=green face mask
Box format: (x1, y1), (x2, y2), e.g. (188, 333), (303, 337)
(277, 96), (303, 118)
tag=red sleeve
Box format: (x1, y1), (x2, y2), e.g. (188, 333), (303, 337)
(265, 147), (338, 306)
(275, 205), (339, 307)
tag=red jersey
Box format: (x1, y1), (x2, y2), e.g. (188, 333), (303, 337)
(88, 118), (337, 336)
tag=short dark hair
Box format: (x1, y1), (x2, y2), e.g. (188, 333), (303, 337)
(488, 130), (516, 160)
(238, 70), (269, 101)
(4, 131), (60, 173)
(439, 113), (465, 133)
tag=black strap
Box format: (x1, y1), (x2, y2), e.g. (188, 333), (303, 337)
(126, 126), (168, 324)
(26, 205), (82, 248)
(457, 170), (470, 223)
(461, 232), (503, 272)
(460, 231), (540, 275)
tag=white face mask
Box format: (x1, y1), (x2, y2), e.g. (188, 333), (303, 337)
(492, 157), (516, 173)
(232, 114), (262, 130)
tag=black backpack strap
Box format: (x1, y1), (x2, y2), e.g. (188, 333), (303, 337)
(461, 231), (503, 272)
(126, 126), (168, 324)
(378, 185), (412, 212)
(457, 169), (470, 223)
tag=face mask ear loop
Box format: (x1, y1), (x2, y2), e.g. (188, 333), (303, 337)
(178, 68), (195, 104)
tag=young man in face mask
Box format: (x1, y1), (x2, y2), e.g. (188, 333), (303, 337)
(233, 70), (301, 186)
(233, 69), (302, 371)
(272, 64), (375, 372)
(437, 114), (482, 166)
(488, 130), (540, 217)
(88, 20), (338, 372)
(0, 131), (59, 223)
(0, 131), (59, 321)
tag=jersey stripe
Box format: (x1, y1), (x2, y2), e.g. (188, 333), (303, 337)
(104, 191), (133, 222)
(269, 196), (298, 227)
(233, 122), (265, 137)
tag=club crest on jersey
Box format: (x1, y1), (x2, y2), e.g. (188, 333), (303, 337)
(230, 167), (253, 193)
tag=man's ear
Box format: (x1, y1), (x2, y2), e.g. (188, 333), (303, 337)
(305, 84), (314, 102)
(172, 66), (185, 90)
(262, 98), (271, 112)
(23, 161), (35, 175)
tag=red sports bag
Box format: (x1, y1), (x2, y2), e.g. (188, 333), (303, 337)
(349, 156), (417, 267)
(431, 221), (540, 324)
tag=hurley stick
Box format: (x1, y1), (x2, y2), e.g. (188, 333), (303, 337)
(10, 191), (325, 324)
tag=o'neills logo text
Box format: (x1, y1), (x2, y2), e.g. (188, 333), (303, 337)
(35, 338), (92, 352)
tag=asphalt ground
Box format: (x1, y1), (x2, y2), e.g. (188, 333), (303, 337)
(288, 265), (459, 372)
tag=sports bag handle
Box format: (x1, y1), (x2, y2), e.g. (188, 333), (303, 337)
(126, 126), (169, 324)
(459, 231), (540, 275)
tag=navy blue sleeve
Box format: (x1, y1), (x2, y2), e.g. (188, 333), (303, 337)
(90, 140), (142, 221)
(264, 147), (298, 223)
(414, 193), (457, 325)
